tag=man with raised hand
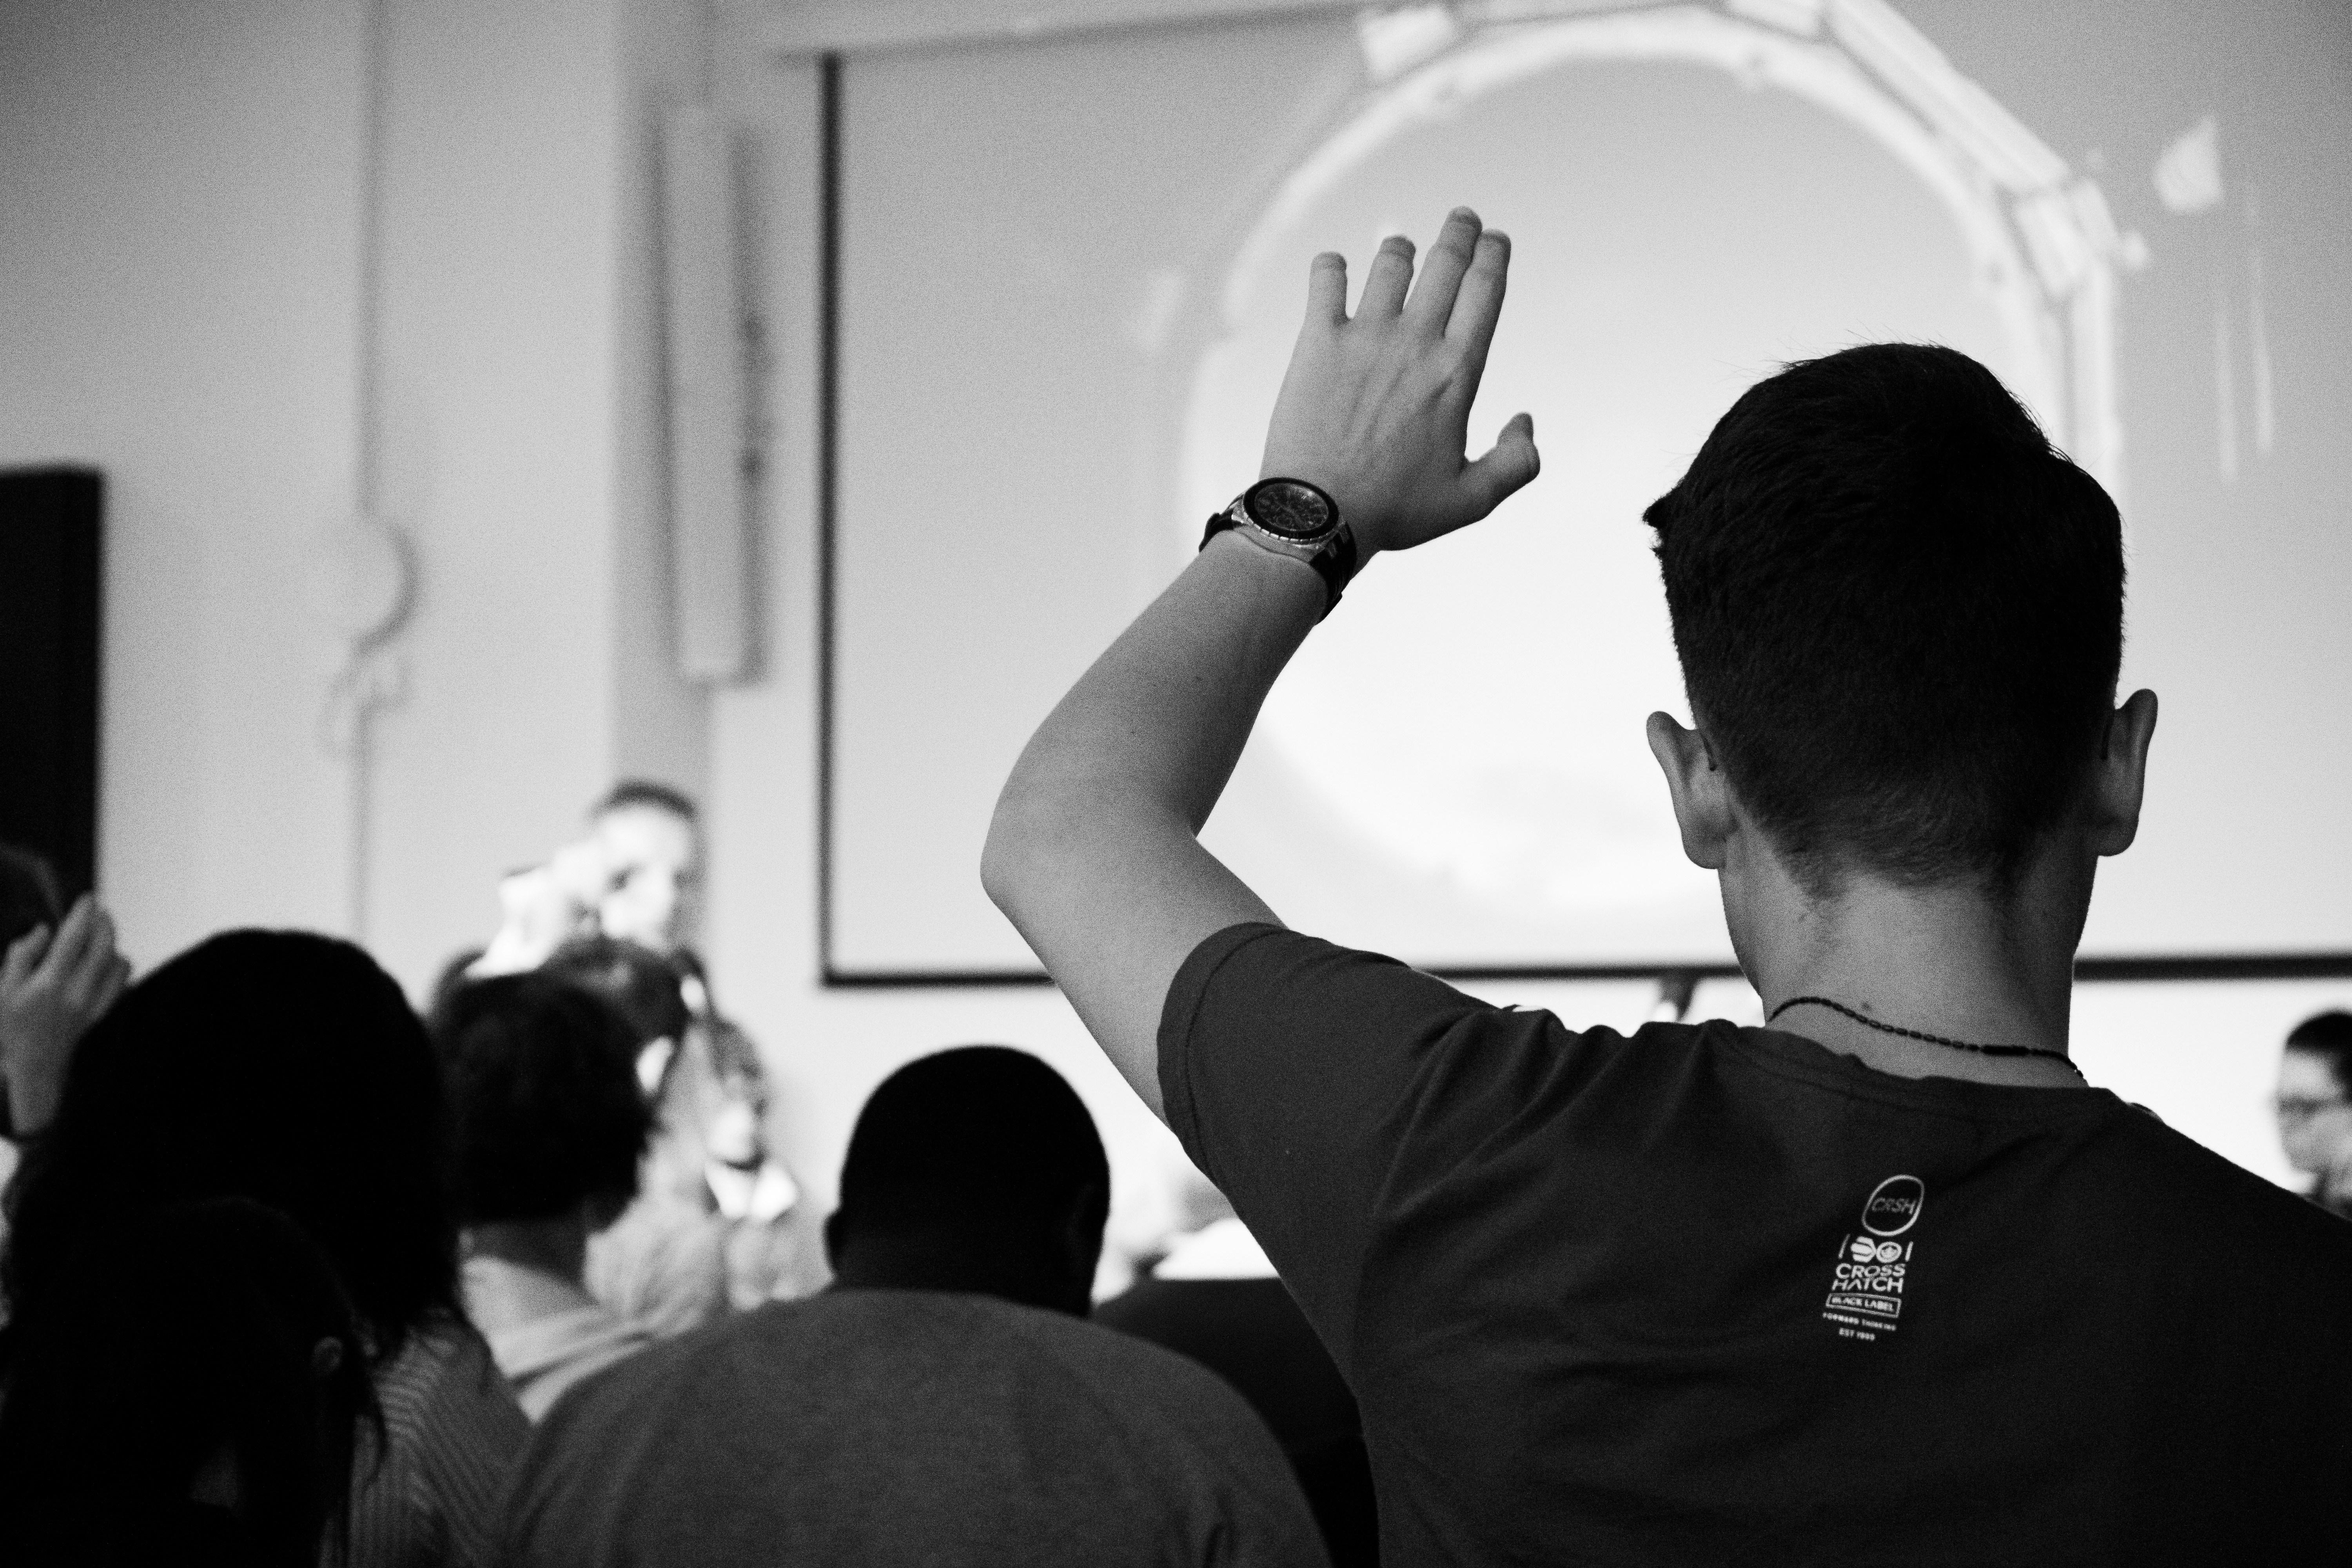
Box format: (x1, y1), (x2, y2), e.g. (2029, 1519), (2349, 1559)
(984, 207), (2352, 1562)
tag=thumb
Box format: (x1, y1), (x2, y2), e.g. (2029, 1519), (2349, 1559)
(1461, 412), (1539, 515)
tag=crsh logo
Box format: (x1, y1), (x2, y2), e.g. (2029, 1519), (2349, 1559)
(1861, 1174), (1926, 1238)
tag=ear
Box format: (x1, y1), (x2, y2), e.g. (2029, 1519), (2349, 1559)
(1646, 712), (1735, 870)
(2085, 688), (2159, 857)
(1056, 1187), (1107, 1312)
(822, 1210), (846, 1272)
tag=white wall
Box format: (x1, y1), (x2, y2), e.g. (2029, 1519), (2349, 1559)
(0, 0), (711, 992)
(0, 0), (369, 960)
(360, 0), (712, 993)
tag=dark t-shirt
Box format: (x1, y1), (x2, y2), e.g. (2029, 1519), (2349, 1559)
(495, 1289), (1328, 1567)
(1160, 924), (2352, 1566)
(1098, 1277), (1379, 1566)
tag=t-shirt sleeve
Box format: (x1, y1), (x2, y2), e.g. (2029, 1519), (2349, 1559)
(1158, 922), (1565, 1368)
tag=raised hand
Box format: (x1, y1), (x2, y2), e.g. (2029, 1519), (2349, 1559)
(1258, 207), (1540, 557)
(0, 893), (132, 1136)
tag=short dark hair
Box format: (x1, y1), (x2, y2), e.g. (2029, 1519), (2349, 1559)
(833, 1046), (1108, 1305)
(593, 779), (697, 822)
(0, 931), (458, 1370)
(432, 973), (651, 1225)
(1645, 343), (2125, 892)
(2286, 1011), (2352, 1094)
(0, 842), (62, 953)
(539, 935), (690, 1049)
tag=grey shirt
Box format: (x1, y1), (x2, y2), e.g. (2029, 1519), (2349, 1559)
(493, 1288), (1330, 1568)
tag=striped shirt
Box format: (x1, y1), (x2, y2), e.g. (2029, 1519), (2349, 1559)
(345, 1318), (530, 1568)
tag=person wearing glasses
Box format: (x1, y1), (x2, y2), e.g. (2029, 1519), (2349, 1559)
(2276, 1011), (2352, 1219)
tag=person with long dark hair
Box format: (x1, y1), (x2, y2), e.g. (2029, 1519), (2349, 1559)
(0, 929), (528, 1567)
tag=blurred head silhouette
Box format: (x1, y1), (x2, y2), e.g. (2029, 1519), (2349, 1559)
(825, 1046), (1109, 1317)
(590, 780), (702, 954)
(433, 970), (652, 1235)
(0, 1198), (375, 1568)
(1, 929), (459, 1371)
(2277, 1011), (2352, 1200)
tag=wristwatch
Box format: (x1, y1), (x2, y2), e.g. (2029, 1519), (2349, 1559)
(1200, 477), (1359, 619)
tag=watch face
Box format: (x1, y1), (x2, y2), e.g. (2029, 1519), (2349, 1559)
(1245, 478), (1337, 541)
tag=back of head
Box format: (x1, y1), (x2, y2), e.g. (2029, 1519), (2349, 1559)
(1645, 343), (2124, 893)
(433, 973), (652, 1227)
(0, 929), (457, 1366)
(2287, 1011), (2352, 1094)
(0, 1198), (374, 1568)
(593, 778), (699, 824)
(830, 1046), (1109, 1316)
(537, 934), (690, 1053)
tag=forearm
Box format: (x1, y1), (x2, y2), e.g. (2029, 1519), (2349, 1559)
(1000, 533), (1321, 831)
(983, 534), (1323, 1103)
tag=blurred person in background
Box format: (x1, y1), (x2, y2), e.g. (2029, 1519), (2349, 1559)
(584, 780), (702, 960)
(0, 929), (528, 1568)
(0, 1198), (375, 1567)
(497, 1045), (1327, 1568)
(440, 784), (815, 1327)
(1098, 1164), (1376, 1568)
(434, 973), (656, 1420)
(453, 781), (701, 985)
(546, 936), (817, 1331)
(2276, 1010), (2352, 1220)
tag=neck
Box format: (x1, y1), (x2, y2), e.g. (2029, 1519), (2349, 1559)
(1735, 848), (2091, 1089)
(828, 1229), (1090, 1317)
(469, 1216), (590, 1283)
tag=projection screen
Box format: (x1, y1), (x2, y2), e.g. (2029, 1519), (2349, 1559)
(823, 0), (2352, 982)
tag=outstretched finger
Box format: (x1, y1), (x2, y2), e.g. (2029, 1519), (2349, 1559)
(1447, 229), (1514, 357)
(62, 908), (121, 1004)
(1356, 232), (1416, 319)
(1460, 412), (1541, 517)
(2, 924), (51, 990)
(1405, 208), (1483, 331)
(42, 894), (97, 979)
(1304, 251), (1348, 326)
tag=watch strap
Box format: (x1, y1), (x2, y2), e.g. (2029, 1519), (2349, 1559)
(1195, 510), (1364, 621)
(1200, 499), (1359, 619)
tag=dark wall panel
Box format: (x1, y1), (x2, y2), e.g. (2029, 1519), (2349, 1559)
(0, 467), (103, 900)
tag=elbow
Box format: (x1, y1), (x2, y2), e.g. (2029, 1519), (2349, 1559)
(979, 785), (1042, 921)
(982, 770), (1106, 926)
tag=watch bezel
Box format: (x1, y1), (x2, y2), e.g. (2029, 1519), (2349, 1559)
(1240, 476), (1341, 544)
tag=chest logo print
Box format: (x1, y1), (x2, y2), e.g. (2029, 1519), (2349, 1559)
(1822, 1175), (1924, 1342)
